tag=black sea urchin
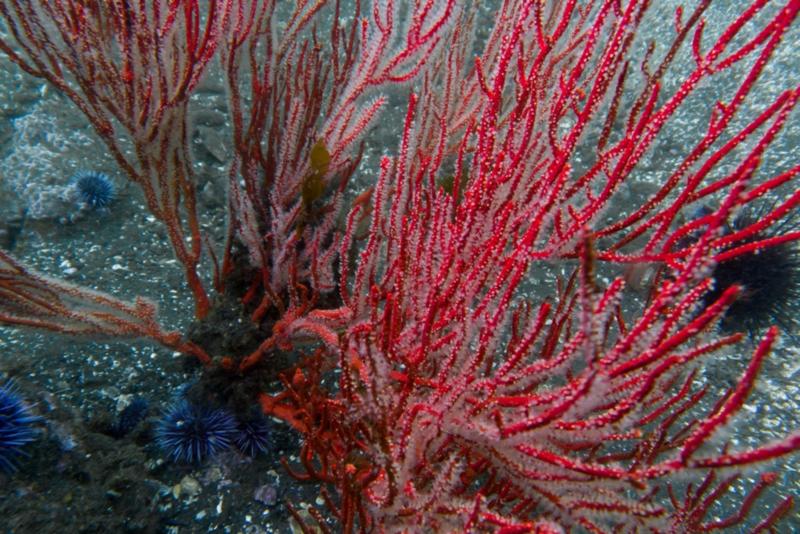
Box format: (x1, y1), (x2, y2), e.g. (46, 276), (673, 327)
(706, 208), (800, 337)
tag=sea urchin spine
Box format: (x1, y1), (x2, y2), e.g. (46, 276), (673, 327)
(0, 380), (41, 473)
(235, 416), (273, 457)
(155, 401), (237, 464)
(71, 170), (116, 211)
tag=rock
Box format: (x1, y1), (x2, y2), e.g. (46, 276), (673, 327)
(253, 484), (278, 506)
(174, 475), (202, 499)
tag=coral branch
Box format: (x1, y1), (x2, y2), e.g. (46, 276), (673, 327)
(0, 0), (237, 318)
(0, 251), (209, 364)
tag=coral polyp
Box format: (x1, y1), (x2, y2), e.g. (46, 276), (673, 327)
(155, 401), (237, 464)
(0, 380), (41, 473)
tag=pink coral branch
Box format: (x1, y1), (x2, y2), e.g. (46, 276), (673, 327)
(0, 251), (209, 364)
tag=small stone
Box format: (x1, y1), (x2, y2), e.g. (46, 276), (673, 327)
(145, 459), (163, 472)
(200, 181), (219, 207)
(114, 393), (132, 411)
(205, 465), (223, 483)
(192, 109), (227, 127)
(196, 125), (229, 163)
(180, 475), (202, 497)
(253, 484), (278, 506)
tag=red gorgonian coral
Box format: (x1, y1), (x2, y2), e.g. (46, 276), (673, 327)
(2, 0), (800, 531)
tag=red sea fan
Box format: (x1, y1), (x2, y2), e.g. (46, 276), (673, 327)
(266, 1), (800, 531)
(1, 0), (800, 531)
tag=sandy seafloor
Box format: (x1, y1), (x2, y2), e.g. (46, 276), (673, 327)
(1, 2), (800, 533)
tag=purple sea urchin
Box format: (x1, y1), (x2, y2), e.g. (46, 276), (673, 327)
(155, 401), (237, 463)
(109, 397), (149, 439)
(71, 170), (116, 210)
(235, 416), (272, 457)
(0, 380), (41, 473)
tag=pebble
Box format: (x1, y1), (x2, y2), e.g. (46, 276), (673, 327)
(253, 484), (278, 506)
(196, 125), (229, 163)
(174, 475), (202, 499)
